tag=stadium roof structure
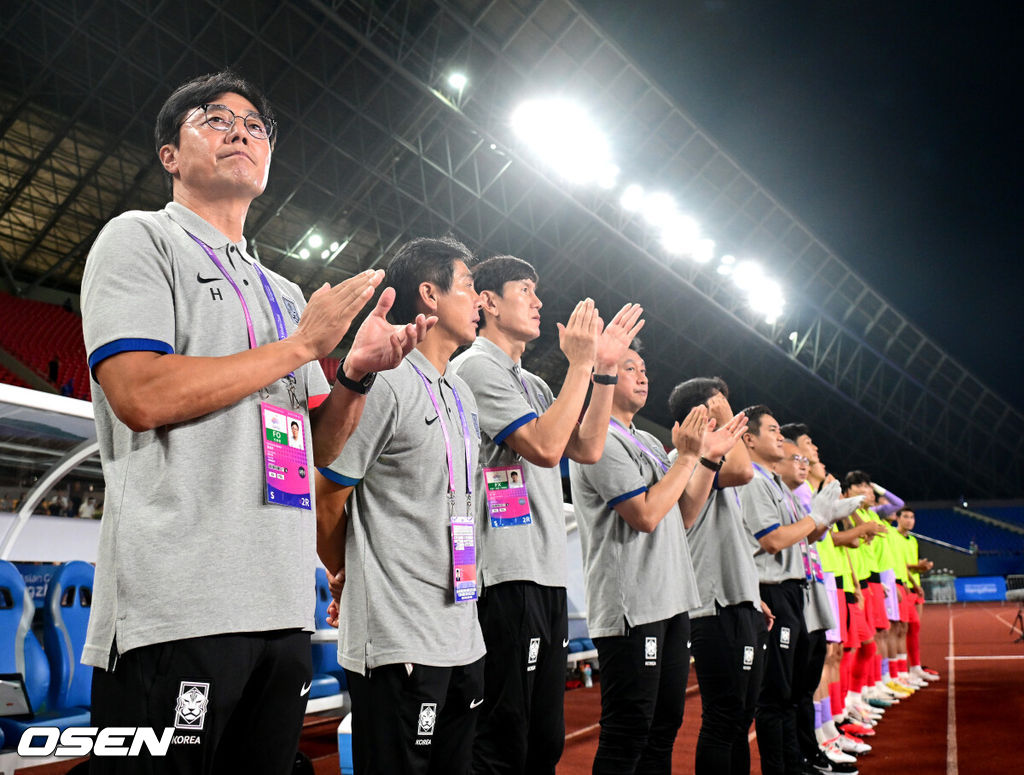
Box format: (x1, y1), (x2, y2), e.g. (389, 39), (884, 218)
(1, 0), (1020, 500)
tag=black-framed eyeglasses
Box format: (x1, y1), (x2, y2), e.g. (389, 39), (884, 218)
(184, 103), (276, 142)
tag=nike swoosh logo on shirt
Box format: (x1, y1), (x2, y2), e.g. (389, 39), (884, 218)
(469, 698), (485, 709)
(425, 415), (439, 425)
(196, 273), (221, 283)
(562, 638), (570, 648)
(300, 681), (312, 697)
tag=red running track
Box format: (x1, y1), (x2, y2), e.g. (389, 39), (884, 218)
(558, 601), (1024, 774)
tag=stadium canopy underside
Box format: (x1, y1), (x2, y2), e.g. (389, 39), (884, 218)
(1, 0), (1020, 500)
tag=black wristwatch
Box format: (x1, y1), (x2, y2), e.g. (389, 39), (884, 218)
(592, 373), (618, 385)
(698, 455), (724, 472)
(335, 357), (376, 394)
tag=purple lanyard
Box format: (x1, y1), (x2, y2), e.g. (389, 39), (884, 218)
(512, 365), (538, 408)
(609, 418), (668, 474)
(410, 363), (473, 505)
(185, 231), (294, 378)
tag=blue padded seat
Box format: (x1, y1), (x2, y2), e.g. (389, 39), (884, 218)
(0, 560), (90, 745)
(43, 560), (95, 709)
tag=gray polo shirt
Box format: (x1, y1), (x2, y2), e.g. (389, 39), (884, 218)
(449, 337), (566, 590)
(684, 480), (763, 619)
(569, 422), (700, 638)
(739, 463), (806, 584)
(80, 202), (328, 668)
(319, 348), (486, 674)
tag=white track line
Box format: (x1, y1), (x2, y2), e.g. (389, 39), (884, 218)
(946, 655), (1024, 661)
(947, 613), (958, 775)
(985, 607), (1024, 638)
(565, 722), (600, 741)
(564, 682), (700, 742)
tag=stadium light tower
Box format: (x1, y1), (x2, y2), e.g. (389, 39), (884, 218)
(447, 72), (467, 91)
(510, 98), (618, 188)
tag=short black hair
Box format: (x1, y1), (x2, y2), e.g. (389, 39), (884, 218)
(472, 256), (538, 328)
(155, 71), (276, 189)
(895, 507), (914, 518)
(740, 404), (774, 435)
(386, 236), (474, 324)
(842, 469), (872, 494)
(668, 377), (729, 423)
(780, 422), (811, 442)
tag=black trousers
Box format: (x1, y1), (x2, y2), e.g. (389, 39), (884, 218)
(794, 628), (827, 760)
(592, 612), (690, 775)
(691, 603), (769, 775)
(755, 581), (808, 775)
(345, 657), (485, 775)
(90, 629), (312, 775)
(472, 581), (568, 775)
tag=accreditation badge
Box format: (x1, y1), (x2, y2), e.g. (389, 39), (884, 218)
(260, 401), (312, 509)
(482, 464), (533, 528)
(450, 513), (478, 603)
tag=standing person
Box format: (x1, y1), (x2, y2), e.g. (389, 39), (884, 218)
(667, 376), (770, 775)
(894, 508), (939, 682)
(81, 71), (431, 774)
(449, 255), (644, 774)
(776, 440), (863, 773)
(316, 236), (488, 775)
(737, 406), (852, 775)
(570, 344), (748, 774)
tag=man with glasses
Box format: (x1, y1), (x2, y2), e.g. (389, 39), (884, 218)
(81, 71), (432, 774)
(737, 406), (857, 775)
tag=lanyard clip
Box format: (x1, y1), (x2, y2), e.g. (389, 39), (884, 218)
(285, 375), (299, 409)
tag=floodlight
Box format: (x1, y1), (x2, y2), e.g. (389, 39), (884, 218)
(448, 72), (468, 91)
(746, 278), (785, 323)
(298, 248), (310, 260)
(640, 192), (677, 227)
(732, 260), (763, 291)
(692, 238), (715, 264)
(788, 331), (799, 343)
(659, 215), (700, 256)
(330, 242), (340, 251)
(321, 249), (330, 259)
(620, 184), (645, 211)
(510, 98), (618, 188)
(308, 234), (323, 249)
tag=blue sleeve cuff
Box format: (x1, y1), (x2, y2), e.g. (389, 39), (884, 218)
(608, 486), (648, 508)
(711, 471), (721, 491)
(493, 412), (538, 446)
(316, 467), (361, 487)
(89, 338), (173, 376)
(754, 523), (781, 540)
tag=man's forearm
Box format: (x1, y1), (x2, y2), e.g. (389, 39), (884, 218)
(310, 378), (368, 467)
(95, 338), (318, 433)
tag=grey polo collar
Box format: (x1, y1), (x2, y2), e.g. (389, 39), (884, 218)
(406, 347), (445, 384)
(165, 201), (253, 263)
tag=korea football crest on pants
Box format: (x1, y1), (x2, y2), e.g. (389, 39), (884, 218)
(174, 681), (210, 730)
(645, 636), (658, 666)
(527, 637), (540, 672)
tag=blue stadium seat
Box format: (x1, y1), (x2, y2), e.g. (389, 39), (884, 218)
(43, 560), (94, 709)
(0, 560), (89, 746)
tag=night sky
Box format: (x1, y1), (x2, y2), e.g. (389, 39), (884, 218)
(577, 0), (1023, 409)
